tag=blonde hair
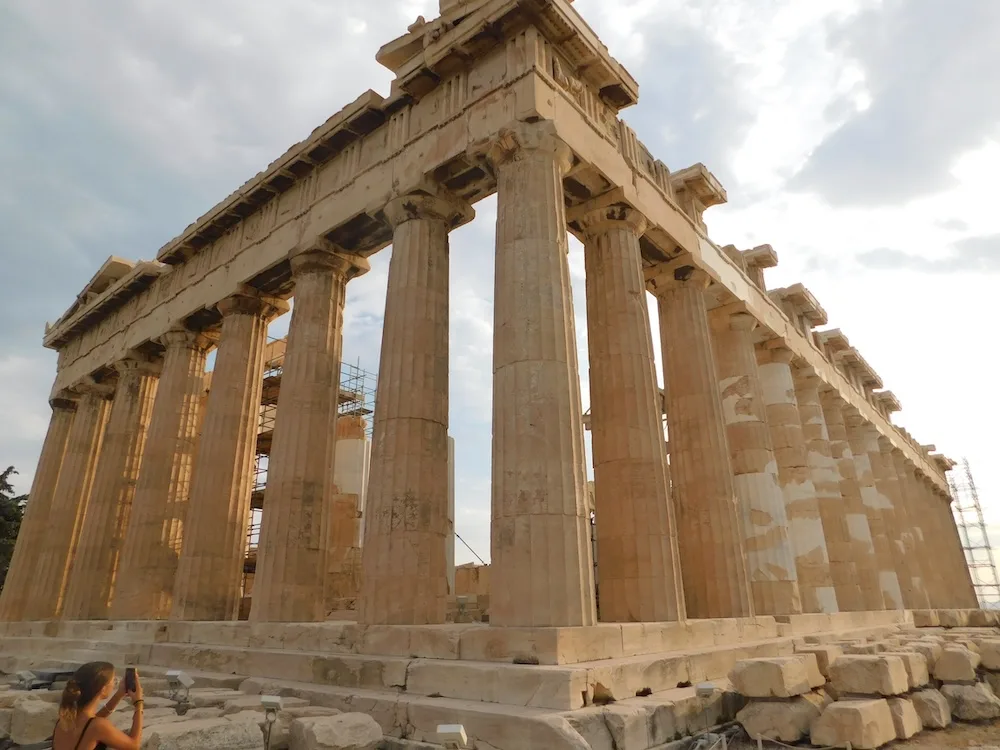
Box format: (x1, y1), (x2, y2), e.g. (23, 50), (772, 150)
(59, 662), (115, 731)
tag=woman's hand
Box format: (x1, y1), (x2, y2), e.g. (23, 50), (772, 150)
(127, 670), (144, 703)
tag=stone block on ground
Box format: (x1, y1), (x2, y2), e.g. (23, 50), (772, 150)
(828, 655), (909, 697)
(938, 610), (969, 628)
(736, 690), (831, 743)
(223, 695), (310, 715)
(907, 641), (943, 671)
(933, 646), (981, 683)
(881, 651), (929, 689)
(977, 639), (1000, 670)
(940, 682), (1000, 721)
(728, 657), (812, 698)
(10, 697), (59, 745)
(0, 707), (11, 740)
(145, 717), (265, 749)
(811, 699), (896, 750)
(911, 688), (952, 729)
(794, 644), (843, 678)
(886, 697), (921, 740)
(290, 712), (383, 750)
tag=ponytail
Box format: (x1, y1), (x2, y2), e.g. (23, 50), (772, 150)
(58, 662), (115, 731)
(58, 679), (83, 730)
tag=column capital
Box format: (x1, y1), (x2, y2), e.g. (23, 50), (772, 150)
(75, 378), (116, 401)
(49, 390), (79, 412)
(383, 190), (474, 230)
(793, 369), (821, 390)
(755, 341), (795, 365)
(290, 240), (371, 280)
(217, 287), (290, 321)
(820, 388), (847, 408)
(114, 352), (163, 379)
(483, 120), (572, 175)
(649, 263), (712, 295)
(160, 327), (217, 352)
(577, 204), (648, 240)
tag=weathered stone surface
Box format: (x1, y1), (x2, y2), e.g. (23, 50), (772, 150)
(795, 644), (843, 677)
(145, 718), (265, 749)
(729, 657), (812, 698)
(910, 688), (952, 729)
(907, 641), (943, 670)
(290, 713), (383, 750)
(886, 697), (921, 739)
(0, 708), (12, 740)
(10, 698), (59, 745)
(736, 690), (831, 742)
(933, 646), (980, 683)
(811, 699), (896, 750)
(223, 695), (310, 715)
(881, 650), (929, 689)
(828, 655), (909, 696)
(977, 639), (1000, 670)
(940, 682), (1000, 721)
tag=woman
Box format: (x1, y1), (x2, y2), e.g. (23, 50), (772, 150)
(52, 662), (144, 750)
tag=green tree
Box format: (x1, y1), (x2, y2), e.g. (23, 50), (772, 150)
(0, 466), (28, 590)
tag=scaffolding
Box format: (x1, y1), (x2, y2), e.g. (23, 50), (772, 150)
(240, 338), (377, 609)
(949, 458), (1000, 610)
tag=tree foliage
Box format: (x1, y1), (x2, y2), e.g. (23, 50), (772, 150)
(0, 466), (28, 590)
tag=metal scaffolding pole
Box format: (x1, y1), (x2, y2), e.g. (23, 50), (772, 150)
(948, 458), (1000, 610)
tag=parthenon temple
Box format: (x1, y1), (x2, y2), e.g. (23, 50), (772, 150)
(2, 0), (990, 747)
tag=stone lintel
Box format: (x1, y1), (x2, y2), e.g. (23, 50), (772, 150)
(669, 163), (728, 208)
(770, 283), (828, 327)
(929, 454), (957, 474)
(743, 244), (778, 269)
(872, 390), (902, 413)
(817, 328), (850, 353)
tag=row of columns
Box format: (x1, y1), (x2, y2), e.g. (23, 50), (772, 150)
(0, 121), (978, 626)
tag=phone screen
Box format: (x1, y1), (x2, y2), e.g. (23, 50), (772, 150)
(125, 668), (137, 693)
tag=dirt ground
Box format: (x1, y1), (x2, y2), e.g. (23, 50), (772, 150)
(897, 720), (1000, 748)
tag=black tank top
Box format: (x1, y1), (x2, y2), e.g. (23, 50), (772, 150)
(67, 717), (108, 750)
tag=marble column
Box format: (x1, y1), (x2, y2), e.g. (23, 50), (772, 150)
(580, 204), (684, 623)
(895, 457), (944, 608)
(656, 266), (751, 619)
(171, 291), (288, 622)
(821, 393), (883, 611)
(876, 440), (929, 609)
(487, 122), (596, 627)
(843, 419), (903, 610)
(251, 244), (369, 623)
(885, 447), (931, 609)
(62, 357), (160, 620)
(358, 191), (470, 626)
(756, 343), (837, 613)
(26, 384), (113, 620)
(928, 485), (977, 608)
(0, 397), (77, 622)
(111, 329), (213, 620)
(793, 372), (862, 611)
(710, 310), (800, 616)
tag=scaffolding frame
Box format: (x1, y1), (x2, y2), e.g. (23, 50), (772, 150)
(949, 458), (1000, 610)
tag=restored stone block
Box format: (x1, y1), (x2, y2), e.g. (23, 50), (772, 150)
(794, 644), (843, 677)
(906, 641), (943, 671)
(933, 646), (980, 683)
(940, 682), (1000, 721)
(881, 651), (929, 689)
(811, 699), (896, 750)
(736, 690), (831, 742)
(290, 713), (383, 750)
(728, 657), (812, 698)
(910, 688), (952, 729)
(828, 655), (909, 697)
(143, 718), (265, 749)
(886, 697), (921, 740)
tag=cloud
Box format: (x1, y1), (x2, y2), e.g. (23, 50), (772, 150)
(857, 234), (1000, 273)
(792, 0), (1000, 206)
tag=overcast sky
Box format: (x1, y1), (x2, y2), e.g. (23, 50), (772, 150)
(2, 0), (998, 584)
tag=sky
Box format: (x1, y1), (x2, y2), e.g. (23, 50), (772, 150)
(1, 0), (998, 585)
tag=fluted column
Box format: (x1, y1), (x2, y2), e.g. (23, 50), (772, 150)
(251, 245), (368, 623)
(843, 419), (903, 610)
(26, 384), (113, 620)
(927, 485), (976, 608)
(580, 204), (684, 623)
(487, 122), (596, 627)
(876, 440), (930, 609)
(821, 394), (883, 611)
(0, 397), (77, 621)
(171, 291), (288, 622)
(358, 191), (470, 626)
(111, 329), (213, 620)
(655, 266), (751, 619)
(756, 343), (837, 613)
(887, 448), (932, 608)
(896, 457), (945, 607)
(793, 372), (862, 611)
(62, 357), (160, 620)
(710, 310), (800, 616)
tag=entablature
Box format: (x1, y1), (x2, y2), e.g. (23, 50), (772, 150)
(872, 390), (902, 413)
(835, 348), (884, 390)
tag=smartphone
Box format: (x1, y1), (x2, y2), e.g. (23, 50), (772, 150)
(125, 667), (137, 693)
